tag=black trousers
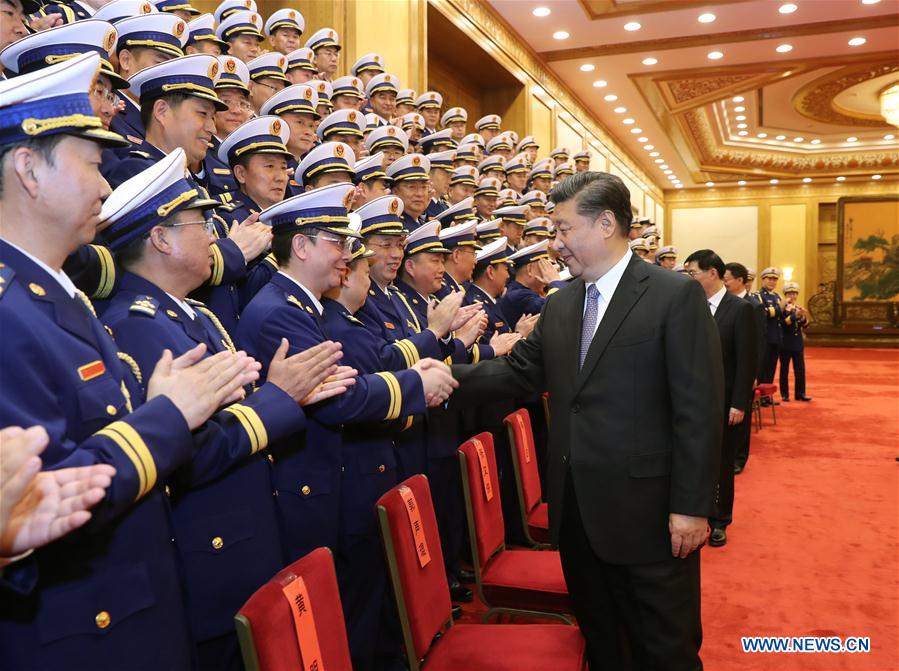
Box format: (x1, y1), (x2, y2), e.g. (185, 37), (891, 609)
(733, 405), (752, 468)
(760, 342), (780, 383)
(779, 349), (806, 399)
(711, 413), (749, 528)
(558, 475), (703, 671)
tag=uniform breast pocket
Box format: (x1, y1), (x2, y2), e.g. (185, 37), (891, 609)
(609, 326), (656, 348)
(37, 563), (156, 644)
(75, 375), (127, 429)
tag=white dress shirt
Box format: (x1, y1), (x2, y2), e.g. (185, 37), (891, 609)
(583, 248), (632, 339)
(166, 292), (197, 320)
(4, 240), (77, 298)
(707, 285), (727, 315)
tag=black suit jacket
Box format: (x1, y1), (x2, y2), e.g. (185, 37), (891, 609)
(453, 254), (724, 564)
(714, 291), (760, 413)
(743, 292), (766, 377)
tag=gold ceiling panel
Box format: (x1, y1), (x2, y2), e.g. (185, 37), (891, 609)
(793, 62), (899, 127)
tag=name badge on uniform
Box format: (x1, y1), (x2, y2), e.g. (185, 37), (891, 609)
(281, 576), (324, 671)
(384, 321), (395, 329)
(77, 360), (106, 382)
(398, 485), (431, 568)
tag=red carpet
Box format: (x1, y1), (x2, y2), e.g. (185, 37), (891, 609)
(458, 347), (899, 670)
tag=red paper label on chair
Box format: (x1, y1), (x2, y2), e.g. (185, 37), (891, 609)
(282, 576), (326, 671)
(398, 485), (431, 568)
(471, 438), (494, 501)
(515, 414), (531, 463)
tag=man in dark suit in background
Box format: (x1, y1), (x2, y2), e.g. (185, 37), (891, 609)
(686, 251), (759, 547)
(452, 172), (724, 670)
(723, 261), (765, 474)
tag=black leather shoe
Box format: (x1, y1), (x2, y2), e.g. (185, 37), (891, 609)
(734, 463), (744, 475)
(759, 397), (771, 407)
(451, 605), (463, 620)
(709, 528), (727, 547)
(457, 568), (476, 583)
(797, 395), (813, 402)
(449, 582), (473, 603)
(782, 397), (790, 402)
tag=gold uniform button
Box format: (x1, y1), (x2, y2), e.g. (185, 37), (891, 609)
(95, 611), (111, 629)
(211, 536), (224, 550)
(301, 485), (311, 496)
(266, 454), (274, 464)
(105, 404), (117, 416)
(164, 485), (171, 497)
(378, 464), (386, 473)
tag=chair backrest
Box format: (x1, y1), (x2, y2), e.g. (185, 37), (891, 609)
(458, 432), (505, 571)
(504, 408), (543, 514)
(235, 546), (352, 671)
(376, 474), (453, 666)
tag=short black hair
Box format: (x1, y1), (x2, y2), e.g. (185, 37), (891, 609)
(271, 229), (296, 265)
(685, 249), (726, 280)
(0, 134), (65, 198)
(724, 262), (748, 284)
(140, 93), (193, 131)
(550, 171), (632, 237)
(114, 233), (150, 270)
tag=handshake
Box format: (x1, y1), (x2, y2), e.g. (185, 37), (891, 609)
(411, 358), (459, 408)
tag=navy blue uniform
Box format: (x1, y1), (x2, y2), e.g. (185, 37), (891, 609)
(779, 304), (808, 400)
(499, 279), (544, 334)
(235, 272), (425, 563)
(0, 242), (196, 670)
(108, 94), (143, 155)
(205, 136), (239, 197)
(401, 211), (426, 233)
(759, 288), (782, 383)
(103, 271), (306, 670)
(426, 196), (449, 219)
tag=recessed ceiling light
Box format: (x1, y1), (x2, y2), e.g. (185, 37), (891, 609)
(604, 94), (618, 101)
(660, 164), (669, 169)
(637, 137), (648, 143)
(846, 136), (858, 142)
(664, 169), (673, 174)
(757, 132), (768, 138)
(644, 145), (654, 150)
(770, 178), (779, 184)
(734, 106), (746, 112)
(775, 135), (787, 140)
(848, 37), (866, 46)
(622, 117), (635, 124)
(793, 137), (804, 142)
(707, 51), (724, 60)
(810, 138), (821, 144)
(613, 106), (627, 113)
(779, 3), (798, 14)
(579, 64), (595, 72)
(668, 175), (678, 181)
(735, 115), (747, 121)
(655, 158), (665, 163)
(836, 176), (846, 181)
(552, 31), (570, 40)
(649, 151), (660, 157)
(630, 128), (643, 134)
(737, 123), (748, 129)
(732, 96), (745, 103)
(642, 57), (658, 65)
(675, 184), (684, 188)
(593, 80), (608, 88)
(738, 180), (747, 185)
(624, 21), (641, 31)
(872, 174), (882, 179)
(885, 134), (895, 140)
(738, 131), (749, 136)
(706, 181), (715, 187)
(698, 13), (716, 23)
(532, 7), (551, 17)
(803, 177), (813, 183)
(862, 0), (881, 4)
(776, 44), (793, 53)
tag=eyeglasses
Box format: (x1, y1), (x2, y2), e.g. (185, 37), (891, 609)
(91, 85), (118, 106)
(686, 269), (707, 278)
(306, 233), (353, 252)
(366, 239), (407, 252)
(223, 97), (254, 113)
(163, 219), (216, 235)
(253, 80), (283, 93)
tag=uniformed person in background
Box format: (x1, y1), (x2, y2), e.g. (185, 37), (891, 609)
(573, 149), (591, 172)
(259, 82), (320, 196)
(185, 13), (229, 56)
(246, 51), (289, 113)
(305, 27), (340, 81)
(395, 87), (417, 116)
(426, 148), (455, 218)
(528, 158), (553, 193)
(657, 245), (678, 269)
(441, 105), (468, 142)
(331, 74), (365, 111)
(264, 7), (303, 55)
(351, 51), (385, 88)
(0, 52), (256, 671)
(284, 46), (317, 84)
(207, 54), (252, 197)
(216, 10), (263, 63)
(352, 152), (391, 207)
(387, 153), (431, 232)
(493, 204), (528, 250)
(779, 281), (811, 402)
(758, 267), (783, 399)
(296, 139), (355, 190)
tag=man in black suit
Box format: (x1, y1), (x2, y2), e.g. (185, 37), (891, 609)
(452, 172), (724, 670)
(723, 262), (765, 474)
(686, 251), (759, 547)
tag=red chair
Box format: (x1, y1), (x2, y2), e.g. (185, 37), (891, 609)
(751, 387), (763, 432)
(504, 408), (552, 548)
(755, 383), (778, 426)
(234, 547), (353, 671)
(458, 433), (574, 624)
(376, 475), (586, 671)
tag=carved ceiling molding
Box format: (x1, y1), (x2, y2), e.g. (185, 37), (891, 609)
(665, 180), (899, 199)
(435, 0), (663, 198)
(792, 62), (899, 127)
(576, 0), (751, 21)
